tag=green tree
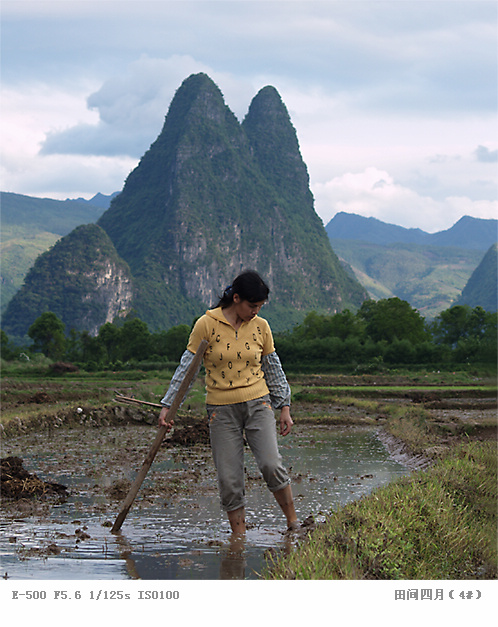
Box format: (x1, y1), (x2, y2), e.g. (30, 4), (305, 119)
(384, 338), (416, 364)
(358, 298), (428, 344)
(431, 305), (493, 348)
(329, 309), (365, 341)
(432, 305), (471, 347)
(79, 331), (106, 369)
(98, 322), (121, 363)
(118, 318), (151, 361)
(467, 306), (493, 339)
(1, 330), (16, 360)
(28, 312), (66, 360)
(65, 328), (83, 363)
(151, 324), (191, 362)
(291, 310), (365, 342)
(292, 312), (333, 340)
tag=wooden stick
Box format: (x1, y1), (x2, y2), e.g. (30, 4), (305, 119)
(111, 340), (208, 533)
(114, 394), (163, 409)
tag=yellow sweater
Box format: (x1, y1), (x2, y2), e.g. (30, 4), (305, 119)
(187, 307), (275, 406)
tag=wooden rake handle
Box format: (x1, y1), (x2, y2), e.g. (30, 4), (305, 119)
(111, 339), (208, 533)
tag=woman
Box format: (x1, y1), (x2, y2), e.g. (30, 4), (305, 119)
(159, 270), (298, 535)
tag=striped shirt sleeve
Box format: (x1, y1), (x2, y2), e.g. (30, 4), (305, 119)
(160, 349), (199, 408)
(261, 351), (291, 409)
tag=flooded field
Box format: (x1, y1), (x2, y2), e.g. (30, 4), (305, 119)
(1, 423), (409, 580)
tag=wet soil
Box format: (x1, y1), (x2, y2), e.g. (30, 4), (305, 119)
(1, 374), (495, 578)
(0, 422), (409, 578)
(2, 386), (494, 504)
(287, 372), (493, 387)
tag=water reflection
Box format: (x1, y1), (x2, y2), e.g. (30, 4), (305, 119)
(1, 425), (409, 580)
(219, 534), (246, 580)
(114, 528), (296, 580)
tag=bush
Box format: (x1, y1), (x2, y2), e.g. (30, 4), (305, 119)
(384, 339), (416, 364)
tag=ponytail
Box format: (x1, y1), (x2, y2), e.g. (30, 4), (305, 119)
(215, 270), (269, 308)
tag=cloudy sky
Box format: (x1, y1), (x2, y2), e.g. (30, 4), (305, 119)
(1, 0), (497, 232)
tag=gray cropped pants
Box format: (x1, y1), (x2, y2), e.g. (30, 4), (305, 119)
(207, 395), (291, 512)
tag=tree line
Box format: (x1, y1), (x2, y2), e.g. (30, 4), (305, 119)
(275, 298), (496, 371)
(1, 316), (191, 371)
(1, 297), (496, 372)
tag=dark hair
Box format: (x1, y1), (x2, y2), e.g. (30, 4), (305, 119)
(215, 270), (270, 308)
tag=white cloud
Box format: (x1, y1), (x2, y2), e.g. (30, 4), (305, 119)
(475, 145), (498, 163)
(0, 81), (137, 198)
(40, 55), (203, 157)
(0, 83), (111, 195)
(1, 1), (496, 233)
(1, 151), (136, 200)
(1, 83), (98, 153)
(38, 55), (258, 157)
(313, 167), (498, 232)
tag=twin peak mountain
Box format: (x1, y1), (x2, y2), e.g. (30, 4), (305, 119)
(4, 73), (367, 337)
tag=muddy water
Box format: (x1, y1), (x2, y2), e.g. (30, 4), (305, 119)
(1, 424), (408, 580)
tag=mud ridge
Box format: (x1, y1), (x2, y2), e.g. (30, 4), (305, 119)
(0, 403), (159, 437)
(1, 456), (69, 500)
(163, 417), (210, 447)
(376, 429), (433, 470)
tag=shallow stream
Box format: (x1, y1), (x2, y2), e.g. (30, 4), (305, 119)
(1, 424), (409, 580)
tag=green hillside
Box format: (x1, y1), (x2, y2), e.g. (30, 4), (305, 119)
(0, 192), (104, 234)
(455, 244), (497, 311)
(330, 239), (484, 318)
(0, 227), (60, 314)
(0, 192), (108, 315)
(3, 224), (134, 338)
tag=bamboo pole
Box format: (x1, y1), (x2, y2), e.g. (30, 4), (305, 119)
(111, 340), (208, 533)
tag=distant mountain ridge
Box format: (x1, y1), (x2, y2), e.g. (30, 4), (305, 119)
(326, 212), (497, 251)
(70, 192), (120, 210)
(0, 191), (109, 236)
(326, 213), (497, 317)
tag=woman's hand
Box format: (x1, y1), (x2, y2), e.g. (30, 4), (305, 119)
(158, 406), (174, 431)
(279, 406), (293, 436)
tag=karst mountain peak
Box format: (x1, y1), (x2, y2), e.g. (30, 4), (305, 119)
(3, 73), (367, 337)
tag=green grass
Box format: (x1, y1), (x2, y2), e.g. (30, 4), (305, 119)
(264, 441), (497, 580)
